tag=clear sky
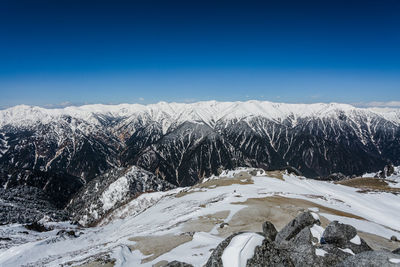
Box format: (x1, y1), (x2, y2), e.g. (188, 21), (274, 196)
(1, 0), (400, 108)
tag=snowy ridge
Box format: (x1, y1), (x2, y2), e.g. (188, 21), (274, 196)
(67, 165), (175, 226)
(1, 101), (400, 128)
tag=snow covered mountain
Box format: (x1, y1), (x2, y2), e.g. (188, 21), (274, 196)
(1, 101), (400, 198)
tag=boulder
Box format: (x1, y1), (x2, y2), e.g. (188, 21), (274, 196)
(381, 164), (395, 178)
(24, 221), (53, 232)
(275, 212), (320, 243)
(262, 221), (278, 241)
(219, 222), (229, 229)
(393, 248), (400, 255)
(322, 221), (371, 254)
(335, 251), (400, 267)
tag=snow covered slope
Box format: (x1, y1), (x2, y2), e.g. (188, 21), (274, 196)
(1, 168), (399, 266)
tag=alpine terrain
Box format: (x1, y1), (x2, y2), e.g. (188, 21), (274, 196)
(0, 101), (400, 266)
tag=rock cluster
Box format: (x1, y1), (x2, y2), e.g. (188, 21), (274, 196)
(205, 212), (400, 266)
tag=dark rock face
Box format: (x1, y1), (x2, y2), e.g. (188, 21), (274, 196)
(206, 212), (382, 267)
(335, 251), (400, 267)
(262, 221), (278, 241)
(393, 248), (400, 255)
(24, 222), (53, 232)
(0, 186), (69, 224)
(1, 169), (84, 208)
(381, 164), (395, 178)
(275, 211), (320, 243)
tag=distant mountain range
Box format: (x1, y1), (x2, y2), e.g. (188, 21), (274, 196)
(1, 101), (399, 209)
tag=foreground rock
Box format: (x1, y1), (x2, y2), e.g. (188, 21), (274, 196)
(336, 251), (400, 266)
(206, 211), (398, 266)
(164, 260), (193, 267)
(322, 221), (371, 254)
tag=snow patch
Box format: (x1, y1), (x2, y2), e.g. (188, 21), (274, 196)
(315, 248), (328, 257)
(339, 248), (355, 255)
(389, 258), (400, 264)
(311, 212), (320, 220)
(310, 224), (324, 243)
(99, 176), (129, 211)
(308, 207), (319, 212)
(350, 235), (361, 245)
(221, 232), (264, 267)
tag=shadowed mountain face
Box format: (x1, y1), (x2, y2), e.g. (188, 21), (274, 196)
(0, 101), (399, 192)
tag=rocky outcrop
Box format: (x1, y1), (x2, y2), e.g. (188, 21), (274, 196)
(67, 165), (175, 226)
(206, 212), (397, 267)
(262, 221), (278, 241)
(275, 211), (320, 243)
(322, 221), (371, 254)
(336, 251), (400, 266)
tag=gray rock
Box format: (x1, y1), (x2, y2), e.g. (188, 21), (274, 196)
(164, 261), (193, 267)
(322, 221), (371, 254)
(393, 248), (400, 255)
(318, 244), (354, 265)
(246, 238), (294, 267)
(219, 222), (229, 229)
(275, 212), (320, 243)
(262, 221), (278, 241)
(335, 251), (400, 267)
(391, 235), (399, 242)
(291, 227), (313, 246)
(323, 221), (357, 246)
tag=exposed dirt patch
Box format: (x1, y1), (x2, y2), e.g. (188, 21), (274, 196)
(217, 196), (365, 237)
(358, 231), (400, 251)
(337, 177), (400, 194)
(129, 234), (193, 263)
(176, 173), (253, 198)
(182, 210), (230, 233)
(263, 170), (285, 180)
(199, 177), (253, 190)
(153, 260), (169, 267)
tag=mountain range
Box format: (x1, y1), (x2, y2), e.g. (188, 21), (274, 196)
(1, 101), (400, 211)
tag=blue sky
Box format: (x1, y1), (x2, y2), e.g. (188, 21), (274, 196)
(1, 0), (400, 108)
